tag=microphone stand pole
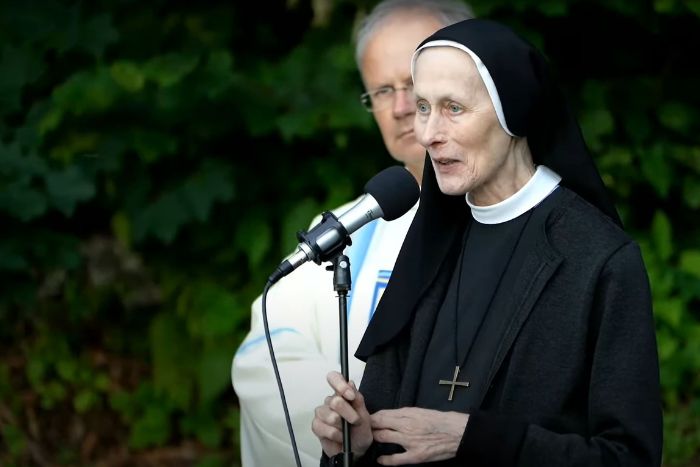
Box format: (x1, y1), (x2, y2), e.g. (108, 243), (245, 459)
(329, 253), (353, 467)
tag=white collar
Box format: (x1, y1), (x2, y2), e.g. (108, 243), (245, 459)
(466, 165), (561, 224)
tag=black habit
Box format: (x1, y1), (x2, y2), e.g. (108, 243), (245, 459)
(322, 18), (662, 467)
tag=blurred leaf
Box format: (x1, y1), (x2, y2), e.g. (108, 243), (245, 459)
(45, 166), (96, 216)
(0, 45), (45, 116)
(200, 50), (235, 99)
(144, 53), (199, 87)
(73, 389), (99, 413)
(198, 343), (234, 402)
(131, 130), (178, 163)
(133, 191), (189, 244)
(110, 61), (145, 92)
(150, 313), (194, 409)
(0, 180), (48, 221)
(79, 13), (119, 58)
(1, 424), (26, 457)
(181, 161), (235, 222)
(235, 217), (272, 268)
(579, 108), (614, 151)
(281, 198), (321, 254)
(656, 297), (684, 328)
(680, 250), (700, 278)
(655, 0), (679, 12)
(659, 101), (696, 133)
(186, 282), (239, 338)
(651, 210), (673, 262)
(686, 0), (700, 16)
(640, 145), (673, 197)
(683, 176), (700, 208)
(129, 405), (171, 448)
(52, 69), (121, 116)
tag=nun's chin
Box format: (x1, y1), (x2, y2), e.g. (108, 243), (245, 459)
(435, 175), (469, 197)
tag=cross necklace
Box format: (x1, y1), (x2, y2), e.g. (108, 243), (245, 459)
(438, 209), (534, 402)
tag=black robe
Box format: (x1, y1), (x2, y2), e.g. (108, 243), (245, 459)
(336, 188), (662, 466)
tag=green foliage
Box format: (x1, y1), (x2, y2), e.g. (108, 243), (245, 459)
(0, 0), (699, 465)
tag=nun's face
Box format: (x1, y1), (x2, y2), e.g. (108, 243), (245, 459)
(413, 47), (525, 204)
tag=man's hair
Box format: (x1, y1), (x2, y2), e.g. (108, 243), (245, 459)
(354, 0), (475, 67)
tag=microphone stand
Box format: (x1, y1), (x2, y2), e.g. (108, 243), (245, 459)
(328, 253), (353, 467)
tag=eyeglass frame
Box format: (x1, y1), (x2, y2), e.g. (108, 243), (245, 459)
(360, 83), (414, 112)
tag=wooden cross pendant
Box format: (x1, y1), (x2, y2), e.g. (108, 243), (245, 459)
(438, 366), (471, 401)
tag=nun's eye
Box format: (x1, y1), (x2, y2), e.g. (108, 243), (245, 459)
(416, 101), (430, 114)
(448, 103), (463, 114)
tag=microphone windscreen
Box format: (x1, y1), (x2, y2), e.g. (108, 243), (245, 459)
(364, 166), (420, 221)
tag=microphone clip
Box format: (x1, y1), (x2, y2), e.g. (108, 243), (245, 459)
(296, 211), (353, 265)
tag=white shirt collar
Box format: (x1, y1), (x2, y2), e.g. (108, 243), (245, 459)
(466, 165), (561, 224)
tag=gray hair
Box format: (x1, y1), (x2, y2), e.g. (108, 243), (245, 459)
(354, 0), (475, 67)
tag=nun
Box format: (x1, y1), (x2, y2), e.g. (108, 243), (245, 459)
(312, 19), (662, 466)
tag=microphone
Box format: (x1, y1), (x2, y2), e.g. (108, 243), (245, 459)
(268, 166), (420, 285)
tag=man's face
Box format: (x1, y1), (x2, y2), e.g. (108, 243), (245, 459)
(359, 14), (444, 184)
(413, 47), (516, 201)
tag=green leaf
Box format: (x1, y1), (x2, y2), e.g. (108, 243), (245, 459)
(201, 50), (235, 99)
(281, 198), (321, 254)
(181, 407), (223, 448)
(129, 405), (172, 448)
(0, 180), (48, 221)
(144, 53), (199, 88)
(2, 424), (26, 457)
(651, 210), (673, 262)
(235, 217), (272, 268)
(52, 69), (121, 116)
(73, 389), (99, 413)
(685, 0), (700, 16)
(683, 177), (700, 209)
(655, 0), (678, 12)
(181, 161), (235, 222)
(79, 13), (119, 58)
(45, 166), (96, 216)
(198, 344), (235, 402)
(187, 283), (239, 338)
(133, 192), (189, 244)
(659, 101), (695, 133)
(0, 243), (28, 271)
(110, 61), (145, 92)
(0, 45), (45, 116)
(680, 250), (700, 278)
(150, 313), (194, 408)
(640, 145), (672, 197)
(655, 297), (684, 328)
(131, 130), (178, 163)
(579, 108), (615, 151)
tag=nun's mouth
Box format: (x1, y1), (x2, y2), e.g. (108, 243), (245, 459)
(433, 157), (458, 166)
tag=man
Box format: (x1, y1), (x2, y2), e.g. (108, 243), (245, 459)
(231, 2), (474, 466)
(313, 19), (662, 466)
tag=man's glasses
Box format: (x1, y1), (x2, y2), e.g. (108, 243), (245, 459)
(360, 84), (414, 112)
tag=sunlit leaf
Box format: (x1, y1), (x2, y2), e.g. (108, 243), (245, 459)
(680, 250), (700, 278)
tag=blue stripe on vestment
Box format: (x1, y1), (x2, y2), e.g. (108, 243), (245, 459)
(235, 327), (300, 356)
(346, 220), (378, 317)
(369, 269), (392, 321)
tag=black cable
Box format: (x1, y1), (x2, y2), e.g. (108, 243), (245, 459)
(261, 280), (302, 467)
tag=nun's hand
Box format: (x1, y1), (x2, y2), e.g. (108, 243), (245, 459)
(311, 371), (373, 458)
(370, 407), (469, 465)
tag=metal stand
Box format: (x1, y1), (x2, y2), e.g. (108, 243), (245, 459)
(328, 254), (353, 467)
